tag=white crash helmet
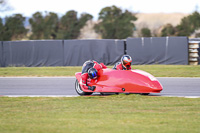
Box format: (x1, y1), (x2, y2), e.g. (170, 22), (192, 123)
(121, 55), (132, 69)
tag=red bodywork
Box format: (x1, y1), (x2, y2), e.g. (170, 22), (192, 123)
(75, 69), (163, 93)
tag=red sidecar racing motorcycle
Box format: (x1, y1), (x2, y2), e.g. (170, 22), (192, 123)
(75, 68), (163, 96)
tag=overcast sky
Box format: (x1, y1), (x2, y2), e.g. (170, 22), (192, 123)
(1, 0), (200, 19)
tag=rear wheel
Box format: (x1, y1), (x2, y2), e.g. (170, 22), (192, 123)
(100, 93), (105, 95)
(75, 79), (93, 96)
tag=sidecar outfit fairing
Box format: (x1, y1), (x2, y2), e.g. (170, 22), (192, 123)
(75, 69), (163, 95)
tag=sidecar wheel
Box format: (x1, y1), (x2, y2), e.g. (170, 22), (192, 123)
(75, 79), (93, 96)
(141, 93), (150, 95)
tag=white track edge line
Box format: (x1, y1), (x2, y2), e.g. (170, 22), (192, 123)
(1, 95), (200, 98)
(1, 95), (79, 97)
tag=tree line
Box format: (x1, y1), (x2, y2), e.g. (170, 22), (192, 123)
(0, 3), (138, 41)
(161, 11), (200, 37)
(0, 4), (200, 41)
(0, 11), (93, 41)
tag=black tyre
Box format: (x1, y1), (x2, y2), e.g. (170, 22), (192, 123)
(140, 93), (150, 95)
(100, 92), (105, 95)
(75, 79), (93, 96)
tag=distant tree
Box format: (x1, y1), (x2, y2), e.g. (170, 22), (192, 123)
(29, 12), (59, 39)
(175, 16), (191, 36)
(161, 24), (175, 37)
(0, 18), (4, 40)
(95, 5), (137, 39)
(78, 13), (93, 30)
(29, 12), (45, 39)
(57, 10), (78, 39)
(43, 12), (59, 39)
(29, 11), (92, 40)
(57, 10), (93, 39)
(0, 0), (12, 41)
(3, 14), (27, 40)
(175, 11), (200, 36)
(141, 28), (151, 37)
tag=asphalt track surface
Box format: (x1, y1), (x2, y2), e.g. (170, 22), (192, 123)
(0, 77), (200, 97)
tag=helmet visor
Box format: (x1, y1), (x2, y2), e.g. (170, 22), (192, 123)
(92, 71), (97, 79)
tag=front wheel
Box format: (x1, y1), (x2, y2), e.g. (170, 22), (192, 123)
(75, 79), (93, 96)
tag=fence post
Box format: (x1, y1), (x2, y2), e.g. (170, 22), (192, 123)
(124, 40), (127, 55)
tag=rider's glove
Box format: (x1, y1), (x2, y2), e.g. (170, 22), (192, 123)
(88, 86), (96, 91)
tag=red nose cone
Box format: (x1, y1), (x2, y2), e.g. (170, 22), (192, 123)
(151, 81), (163, 92)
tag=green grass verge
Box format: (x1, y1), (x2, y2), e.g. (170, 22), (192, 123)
(0, 65), (200, 77)
(0, 95), (199, 133)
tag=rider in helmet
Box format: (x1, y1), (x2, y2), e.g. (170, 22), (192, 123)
(113, 55), (132, 70)
(81, 60), (107, 91)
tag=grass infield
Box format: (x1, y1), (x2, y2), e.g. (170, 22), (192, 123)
(0, 65), (200, 77)
(0, 95), (199, 133)
(0, 65), (200, 132)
